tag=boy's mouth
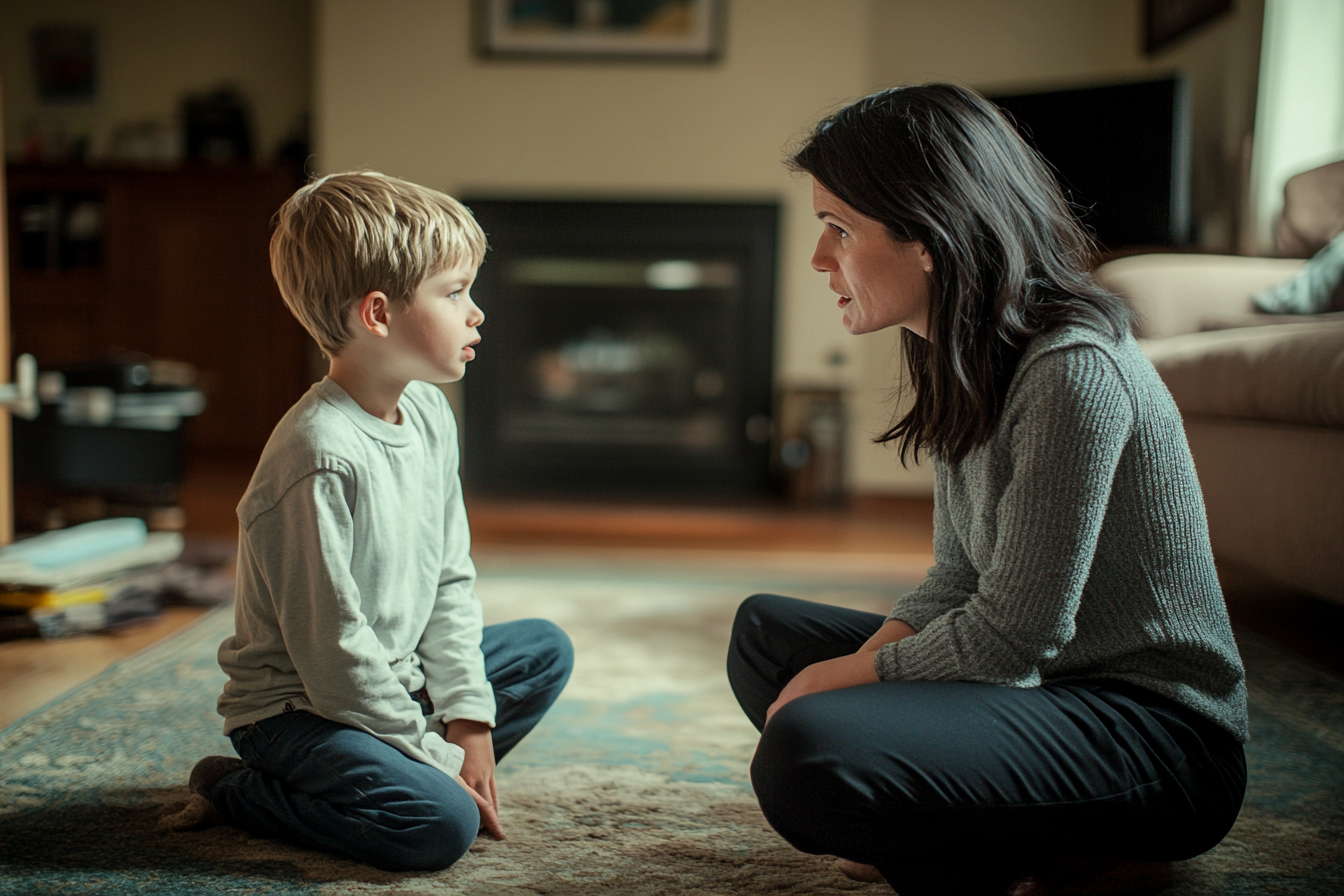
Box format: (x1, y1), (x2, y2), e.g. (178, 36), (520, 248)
(463, 338), (480, 361)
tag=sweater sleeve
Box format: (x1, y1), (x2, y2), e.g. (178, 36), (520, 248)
(418, 411), (495, 728)
(874, 345), (1135, 685)
(246, 468), (466, 776)
(886, 462), (979, 630)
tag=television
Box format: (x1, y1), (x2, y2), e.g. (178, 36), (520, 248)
(991, 76), (1191, 251)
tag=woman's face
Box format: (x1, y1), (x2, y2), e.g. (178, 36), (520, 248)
(810, 179), (934, 339)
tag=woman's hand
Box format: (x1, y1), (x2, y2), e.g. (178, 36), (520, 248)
(764, 619), (918, 724)
(446, 719), (504, 840)
(765, 652), (879, 723)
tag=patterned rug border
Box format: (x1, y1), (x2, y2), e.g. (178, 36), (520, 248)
(0, 602), (236, 744)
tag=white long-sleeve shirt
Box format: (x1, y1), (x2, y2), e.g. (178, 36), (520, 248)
(217, 377), (494, 778)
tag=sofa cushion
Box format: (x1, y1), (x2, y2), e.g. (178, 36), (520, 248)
(1142, 321), (1344, 427)
(1095, 254), (1305, 338)
(1198, 310), (1344, 331)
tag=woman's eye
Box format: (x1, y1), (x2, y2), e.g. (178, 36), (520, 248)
(829, 223), (848, 238)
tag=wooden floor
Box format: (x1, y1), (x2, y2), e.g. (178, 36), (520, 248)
(2, 459), (1340, 730)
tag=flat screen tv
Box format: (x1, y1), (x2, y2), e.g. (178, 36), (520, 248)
(991, 76), (1191, 251)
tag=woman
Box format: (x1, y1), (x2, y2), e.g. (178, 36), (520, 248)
(727, 84), (1247, 895)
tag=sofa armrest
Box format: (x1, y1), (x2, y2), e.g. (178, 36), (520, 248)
(1094, 254), (1305, 338)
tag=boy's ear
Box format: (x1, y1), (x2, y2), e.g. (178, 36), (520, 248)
(354, 290), (392, 338)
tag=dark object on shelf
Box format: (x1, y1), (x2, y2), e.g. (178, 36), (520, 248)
(462, 198), (778, 499)
(275, 113), (312, 183)
(14, 414), (185, 496)
(55, 352), (201, 395)
(991, 76), (1190, 251)
(776, 389), (846, 506)
(11, 355), (207, 532)
(182, 87), (254, 163)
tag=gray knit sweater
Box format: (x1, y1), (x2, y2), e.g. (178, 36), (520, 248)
(876, 325), (1249, 743)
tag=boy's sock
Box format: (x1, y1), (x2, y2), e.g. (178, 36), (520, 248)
(160, 755), (243, 831)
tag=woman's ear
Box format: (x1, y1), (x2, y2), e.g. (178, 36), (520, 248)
(354, 291), (392, 338)
(916, 242), (934, 275)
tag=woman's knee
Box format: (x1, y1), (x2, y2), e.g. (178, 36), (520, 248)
(731, 593), (792, 650)
(749, 700), (859, 846)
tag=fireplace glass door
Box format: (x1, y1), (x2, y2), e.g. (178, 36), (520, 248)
(462, 200), (777, 498)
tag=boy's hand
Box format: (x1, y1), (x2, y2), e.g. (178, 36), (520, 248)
(453, 774), (504, 840)
(445, 719), (503, 840)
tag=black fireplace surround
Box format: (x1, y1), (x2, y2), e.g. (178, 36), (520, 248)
(461, 198), (779, 499)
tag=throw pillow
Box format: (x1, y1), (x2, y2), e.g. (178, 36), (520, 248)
(1254, 230), (1344, 314)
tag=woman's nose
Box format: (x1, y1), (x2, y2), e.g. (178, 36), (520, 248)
(811, 240), (837, 273)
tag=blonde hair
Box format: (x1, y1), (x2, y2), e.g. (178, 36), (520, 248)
(269, 171), (487, 355)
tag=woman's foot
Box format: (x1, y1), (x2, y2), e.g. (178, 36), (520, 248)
(835, 858), (886, 883)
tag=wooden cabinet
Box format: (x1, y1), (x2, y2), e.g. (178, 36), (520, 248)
(5, 164), (314, 462)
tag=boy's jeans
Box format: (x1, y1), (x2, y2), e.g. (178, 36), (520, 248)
(212, 618), (573, 871)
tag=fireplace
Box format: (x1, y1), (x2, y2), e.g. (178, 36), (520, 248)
(461, 199), (779, 499)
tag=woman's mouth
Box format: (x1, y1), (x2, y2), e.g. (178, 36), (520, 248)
(837, 296), (852, 308)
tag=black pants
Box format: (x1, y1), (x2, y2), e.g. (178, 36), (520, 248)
(727, 594), (1247, 895)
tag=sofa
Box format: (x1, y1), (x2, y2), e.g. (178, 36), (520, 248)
(1093, 253), (1344, 605)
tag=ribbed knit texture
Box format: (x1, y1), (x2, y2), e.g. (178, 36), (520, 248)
(876, 326), (1250, 742)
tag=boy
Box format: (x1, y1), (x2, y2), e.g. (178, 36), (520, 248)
(163, 172), (573, 872)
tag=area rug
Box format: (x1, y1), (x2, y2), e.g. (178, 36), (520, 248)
(0, 555), (1341, 895)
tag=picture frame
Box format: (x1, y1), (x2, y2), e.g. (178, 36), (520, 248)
(1144, 0), (1233, 54)
(475, 0), (725, 62)
(33, 26), (98, 104)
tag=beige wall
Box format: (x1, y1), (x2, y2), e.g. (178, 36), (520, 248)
(316, 0), (1264, 495)
(316, 0), (868, 388)
(0, 0), (311, 162)
(1, 0), (1259, 495)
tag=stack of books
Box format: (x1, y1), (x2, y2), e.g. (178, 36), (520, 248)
(0, 517), (184, 639)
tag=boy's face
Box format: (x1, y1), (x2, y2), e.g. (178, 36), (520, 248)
(389, 261), (484, 384)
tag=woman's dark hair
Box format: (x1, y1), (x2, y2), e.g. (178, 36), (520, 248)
(789, 83), (1133, 467)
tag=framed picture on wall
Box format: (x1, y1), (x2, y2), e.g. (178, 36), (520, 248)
(476, 0), (725, 61)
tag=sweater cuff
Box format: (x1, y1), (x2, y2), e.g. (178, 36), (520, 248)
(886, 601), (938, 631)
(874, 641), (903, 681)
(888, 583), (974, 631)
